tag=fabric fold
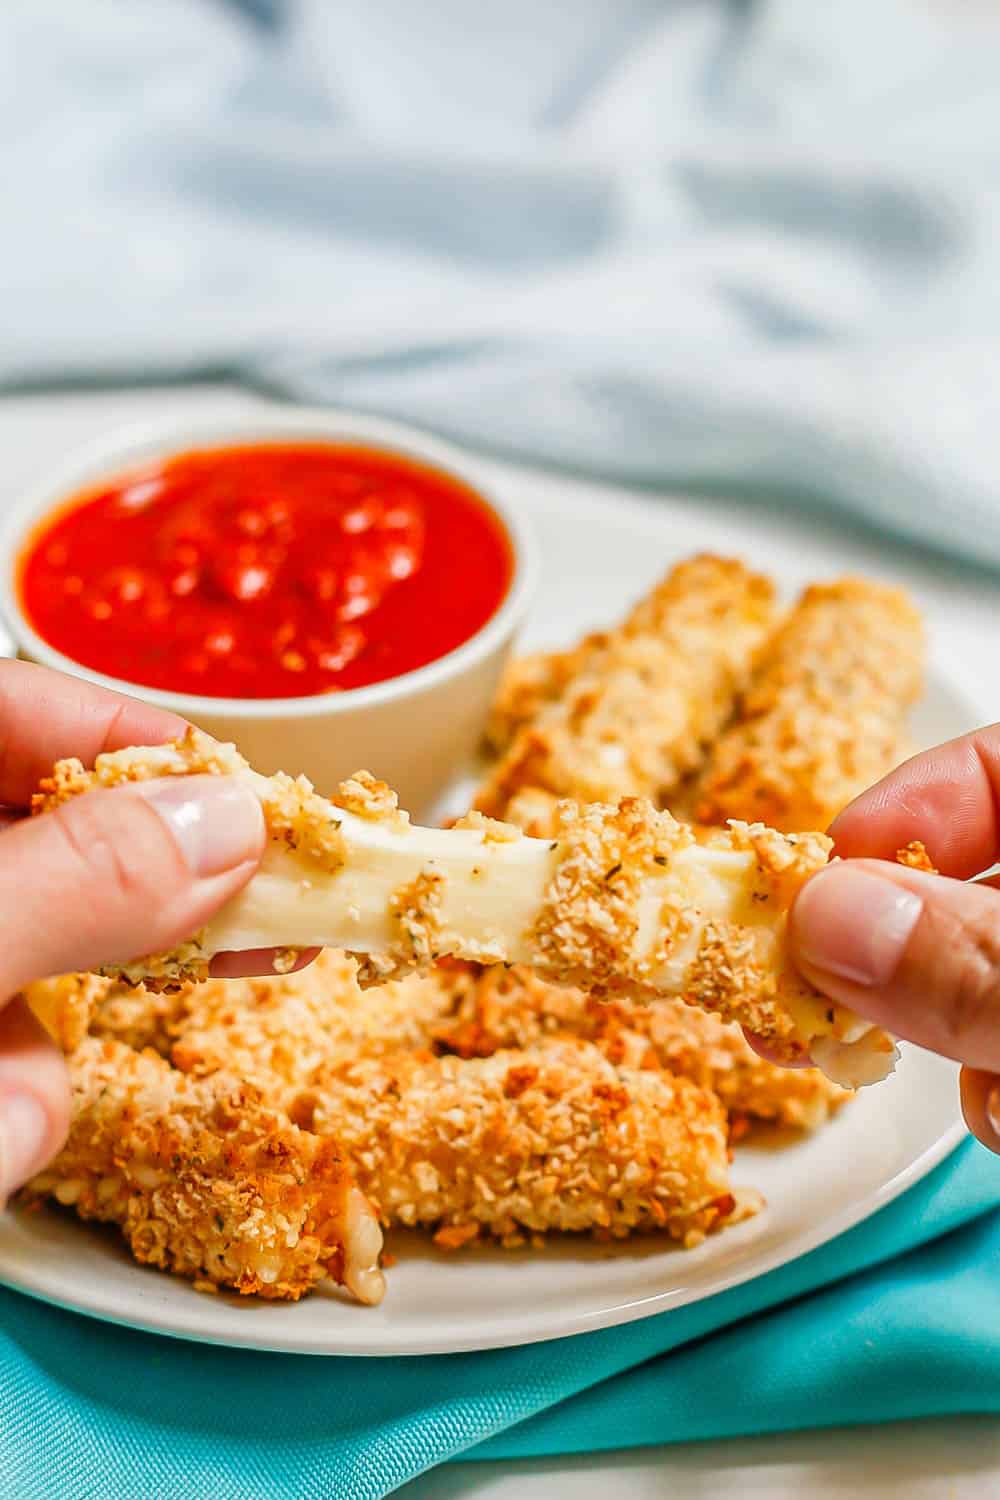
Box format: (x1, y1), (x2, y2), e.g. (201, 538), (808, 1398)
(4, 0), (1000, 566)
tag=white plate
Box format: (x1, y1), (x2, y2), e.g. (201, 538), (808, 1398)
(0, 486), (979, 1356)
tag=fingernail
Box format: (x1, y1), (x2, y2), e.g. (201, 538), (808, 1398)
(793, 864), (923, 987)
(988, 1087), (1000, 1140)
(0, 1092), (49, 1199)
(133, 776), (264, 877)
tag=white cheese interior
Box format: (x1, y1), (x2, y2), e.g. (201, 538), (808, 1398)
(204, 807), (559, 961)
(97, 743), (895, 1085)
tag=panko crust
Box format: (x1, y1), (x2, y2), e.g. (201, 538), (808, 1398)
(476, 555), (777, 835)
(695, 578), (924, 832)
(31, 727), (406, 990)
(529, 796), (692, 997)
(23, 971), (109, 1052)
(297, 1039), (751, 1249)
(529, 798), (831, 1050)
(484, 643), (601, 752)
(427, 961), (850, 1131)
(24, 1037), (384, 1304)
(168, 951), (460, 1089)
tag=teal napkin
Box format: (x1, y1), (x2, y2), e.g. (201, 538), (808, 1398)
(1, 1139), (998, 1499)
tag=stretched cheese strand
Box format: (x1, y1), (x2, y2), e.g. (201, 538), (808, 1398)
(33, 728), (895, 1088)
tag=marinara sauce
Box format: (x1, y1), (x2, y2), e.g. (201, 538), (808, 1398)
(19, 443), (514, 699)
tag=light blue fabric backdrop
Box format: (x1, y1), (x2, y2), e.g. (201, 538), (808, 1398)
(3, 1), (1000, 564)
(3, 7), (1000, 1492)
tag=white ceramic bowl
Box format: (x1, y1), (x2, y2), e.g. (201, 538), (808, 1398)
(0, 408), (537, 814)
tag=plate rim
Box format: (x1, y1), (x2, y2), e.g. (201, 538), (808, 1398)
(0, 1095), (968, 1357)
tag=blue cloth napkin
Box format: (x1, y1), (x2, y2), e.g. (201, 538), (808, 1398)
(1, 1138), (998, 1500)
(4, 2), (1000, 567)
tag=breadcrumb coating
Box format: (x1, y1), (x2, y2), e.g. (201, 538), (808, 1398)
(895, 839), (936, 873)
(31, 730), (890, 1085)
(295, 1039), (751, 1249)
(24, 1038), (384, 1304)
(527, 799), (833, 1046)
(168, 950), (456, 1086)
(155, 957), (760, 1252)
(39, 950), (452, 1090)
(484, 645), (599, 753)
(24, 972), (108, 1052)
(476, 555), (777, 835)
(91, 981), (190, 1054)
(427, 962), (850, 1131)
(694, 578), (924, 832)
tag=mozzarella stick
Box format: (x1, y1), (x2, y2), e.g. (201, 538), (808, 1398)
(476, 555), (777, 835)
(694, 578), (924, 833)
(294, 1040), (749, 1249)
(24, 972), (108, 1052)
(168, 949), (456, 1086)
(428, 962), (850, 1132)
(23, 1037), (384, 1304)
(32, 728), (894, 1087)
(484, 644), (597, 753)
(87, 977), (191, 1055)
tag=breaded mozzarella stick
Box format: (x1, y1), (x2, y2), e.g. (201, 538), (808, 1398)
(428, 962), (851, 1131)
(295, 1040), (747, 1249)
(483, 644), (596, 754)
(32, 729), (894, 1088)
(24, 1037), (384, 1304)
(694, 578), (924, 833)
(476, 555), (776, 835)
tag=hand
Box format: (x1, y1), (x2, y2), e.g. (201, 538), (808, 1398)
(0, 660), (288, 1204)
(787, 724), (1000, 1154)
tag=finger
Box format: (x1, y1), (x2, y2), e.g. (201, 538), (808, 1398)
(829, 726), (1000, 878)
(790, 858), (1000, 1071)
(0, 997), (70, 1203)
(741, 1030), (813, 1068)
(0, 775), (264, 995)
(0, 659), (186, 807)
(959, 1067), (1000, 1155)
(209, 947), (321, 980)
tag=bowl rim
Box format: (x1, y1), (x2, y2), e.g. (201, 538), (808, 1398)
(0, 406), (538, 719)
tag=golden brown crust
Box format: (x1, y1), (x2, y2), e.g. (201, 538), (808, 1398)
(529, 796), (691, 997)
(484, 644), (601, 752)
(334, 771), (407, 827)
(297, 1039), (751, 1248)
(25, 1037), (384, 1303)
(694, 578), (924, 832)
(428, 962), (850, 1131)
(476, 555), (777, 835)
(529, 798), (831, 1052)
(167, 951), (459, 1087)
(22, 972), (109, 1052)
(28, 729), (880, 1080)
(896, 839), (937, 873)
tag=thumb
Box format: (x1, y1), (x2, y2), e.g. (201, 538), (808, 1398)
(0, 775), (264, 994)
(789, 859), (1000, 1072)
(0, 998), (71, 1204)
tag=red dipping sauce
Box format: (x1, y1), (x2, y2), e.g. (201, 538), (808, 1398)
(19, 443), (515, 699)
